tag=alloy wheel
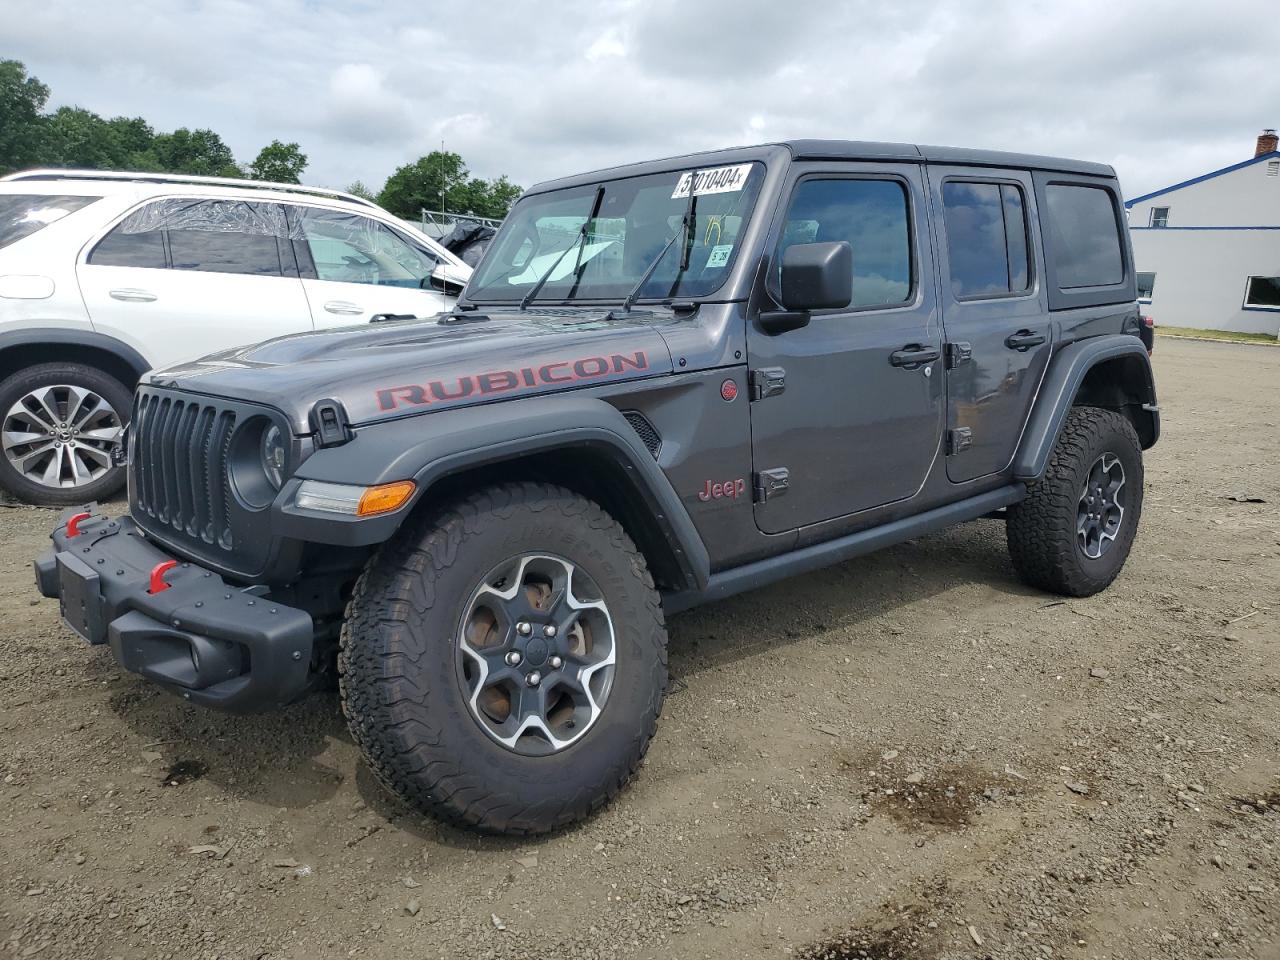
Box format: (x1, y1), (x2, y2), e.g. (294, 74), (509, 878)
(2, 385), (123, 489)
(1077, 453), (1126, 559)
(457, 553), (616, 756)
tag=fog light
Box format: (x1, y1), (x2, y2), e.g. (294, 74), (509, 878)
(294, 480), (415, 517)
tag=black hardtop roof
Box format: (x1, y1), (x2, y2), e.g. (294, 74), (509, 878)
(527, 140), (1115, 194)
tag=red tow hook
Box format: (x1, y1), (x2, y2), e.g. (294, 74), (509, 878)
(65, 511), (92, 538)
(148, 560), (179, 594)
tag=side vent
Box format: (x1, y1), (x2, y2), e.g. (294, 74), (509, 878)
(622, 410), (661, 458)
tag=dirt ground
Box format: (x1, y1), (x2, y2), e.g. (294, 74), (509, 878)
(1, 336), (1277, 960)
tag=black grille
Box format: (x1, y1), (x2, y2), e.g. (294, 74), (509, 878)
(623, 410), (661, 458)
(132, 390), (238, 551)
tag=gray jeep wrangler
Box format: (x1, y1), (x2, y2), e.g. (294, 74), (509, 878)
(35, 141), (1158, 835)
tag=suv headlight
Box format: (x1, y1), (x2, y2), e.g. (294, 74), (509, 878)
(261, 424), (286, 490)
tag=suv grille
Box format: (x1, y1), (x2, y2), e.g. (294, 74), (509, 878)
(132, 391), (238, 550)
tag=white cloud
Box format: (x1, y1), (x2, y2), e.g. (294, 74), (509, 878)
(1, 0), (1276, 198)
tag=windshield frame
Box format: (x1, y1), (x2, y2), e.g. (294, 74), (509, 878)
(463, 157), (774, 308)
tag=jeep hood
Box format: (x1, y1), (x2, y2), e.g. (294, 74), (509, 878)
(146, 310), (676, 433)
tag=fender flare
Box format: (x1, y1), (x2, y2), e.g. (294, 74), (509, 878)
(1013, 334), (1158, 481)
(275, 394), (711, 591)
(0, 327), (151, 380)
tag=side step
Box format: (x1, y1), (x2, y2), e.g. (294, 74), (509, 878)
(662, 484), (1025, 614)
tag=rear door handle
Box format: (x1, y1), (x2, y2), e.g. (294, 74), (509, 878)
(108, 288), (157, 303)
(324, 301), (363, 316)
(1005, 330), (1046, 352)
(889, 344), (941, 368)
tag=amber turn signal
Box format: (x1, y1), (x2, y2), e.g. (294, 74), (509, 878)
(356, 480), (416, 516)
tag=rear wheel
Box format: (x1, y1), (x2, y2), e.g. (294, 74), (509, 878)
(1006, 406), (1144, 597)
(0, 362), (130, 505)
(339, 482), (668, 834)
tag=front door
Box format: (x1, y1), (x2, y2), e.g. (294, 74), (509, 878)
(925, 166), (1053, 482)
(746, 163), (944, 535)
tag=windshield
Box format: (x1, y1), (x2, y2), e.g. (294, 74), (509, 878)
(467, 162), (765, 303)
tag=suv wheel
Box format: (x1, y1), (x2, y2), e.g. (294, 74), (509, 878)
(0, 362), (130, 505)
(1006, 406), (1144, 597)
(339, 482), (668, 834)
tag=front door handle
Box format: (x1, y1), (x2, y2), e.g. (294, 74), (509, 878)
(324, 301), (363, 316)
(889, 344), (941, 368)
(1005, 330), (1046, 352)
(109, 288), (157, 303)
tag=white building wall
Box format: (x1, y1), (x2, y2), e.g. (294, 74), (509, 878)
(1127, 155), (1280, 228)
(1131, 228), (1280, 336)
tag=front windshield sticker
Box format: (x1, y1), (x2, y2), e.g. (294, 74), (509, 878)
(705, 244), (734, 268)
(671, 164), (754, 200)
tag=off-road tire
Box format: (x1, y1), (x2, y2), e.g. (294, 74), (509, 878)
(339, 482), (668, 835)
(0, 362), (131, 506)
(1007, 405), (1144, 597)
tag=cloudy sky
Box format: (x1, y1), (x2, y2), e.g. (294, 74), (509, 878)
(3, 0), (1276, 200)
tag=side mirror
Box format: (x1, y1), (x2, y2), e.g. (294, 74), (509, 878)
(760, 241), (853, 334)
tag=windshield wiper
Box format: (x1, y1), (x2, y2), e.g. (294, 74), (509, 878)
(621, 167), (700, 313)
(520, 185), (604, 311)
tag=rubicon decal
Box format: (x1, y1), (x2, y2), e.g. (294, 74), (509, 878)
(376, 351), (650, 411)
(697, 477), (747, 501)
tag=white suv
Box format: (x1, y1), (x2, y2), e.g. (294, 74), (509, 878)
(0, 170), (472, 505)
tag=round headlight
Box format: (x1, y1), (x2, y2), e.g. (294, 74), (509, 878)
(261, 424), (286, 490)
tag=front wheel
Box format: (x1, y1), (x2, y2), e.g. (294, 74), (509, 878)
(0, 362), (130, 505)
(1006, 405), (1144, 597)
(339, 482), (668, 835)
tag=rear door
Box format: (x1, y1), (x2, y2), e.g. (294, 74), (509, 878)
(77, 197), (313, 368)
(746, 162), (944, 534)
(926, 167), (1052, 482)
(289, 206), (453, 326)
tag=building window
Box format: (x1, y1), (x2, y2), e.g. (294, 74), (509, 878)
(1136, 272), (1156, 300)
(1149, 206), (1170, 228)
(1243, 276), (1280, 310)
(1267, 160), (1279, 177)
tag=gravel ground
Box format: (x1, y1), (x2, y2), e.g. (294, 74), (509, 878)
(1, 336), (1277, 960)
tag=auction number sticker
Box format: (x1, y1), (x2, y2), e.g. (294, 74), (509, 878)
(672, 164), (753, 199)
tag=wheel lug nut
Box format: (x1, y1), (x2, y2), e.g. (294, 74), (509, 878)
(526, 671), (542, 687)
(543, 624), (557, 638)
(549, 655), (563, 669)
(505, 650), (522, 666)
(516, 621), (531, 636)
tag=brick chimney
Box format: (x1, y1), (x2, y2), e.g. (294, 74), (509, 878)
(1258, 128), (1279, 157)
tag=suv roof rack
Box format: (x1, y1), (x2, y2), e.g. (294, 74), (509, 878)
(0, 168), (380, 209)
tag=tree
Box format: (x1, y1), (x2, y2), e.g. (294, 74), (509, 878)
(376, 151), (522, 220)
(247, 140), (307, 183)
(37, 107), (155, 170)
(138, 127), (241, 178)
(345, 180), (375, 200)
(0, 60), (50, 174)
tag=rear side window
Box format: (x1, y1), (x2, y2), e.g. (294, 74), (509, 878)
(88, 198), (287, 276)
(0, 194), (99, 250)
(776, 178), (912, 309)
(941, 181), (1031, 298)
(1044, 184), (1124, 288)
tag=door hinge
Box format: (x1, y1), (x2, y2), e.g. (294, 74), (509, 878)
(753, 468), (790, 503)
(947, 427), (973, 455)
(945, 341), (972, 369)
(748, 366), (786, 401)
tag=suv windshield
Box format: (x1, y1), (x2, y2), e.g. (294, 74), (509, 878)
(0, 194), (99, 250)
(467, 162), (765, 304)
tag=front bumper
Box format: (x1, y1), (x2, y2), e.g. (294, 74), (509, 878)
(34, 506), (314, 712)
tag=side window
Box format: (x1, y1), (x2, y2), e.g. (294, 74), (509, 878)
(776, 179), (912, 309)
(90, 198), (287, 276)
(88, 224), (166, 269)
(941, 181), (1031, 299)
(1044, 184), (1124, 288)
(298, 209), (438, 287)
